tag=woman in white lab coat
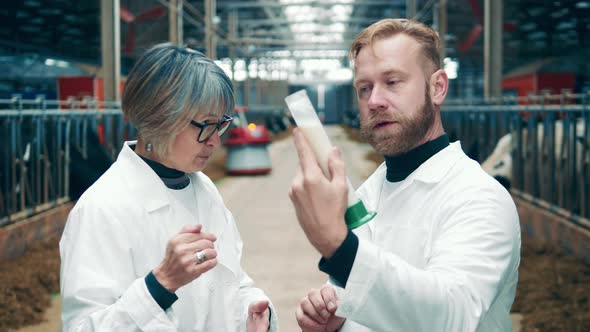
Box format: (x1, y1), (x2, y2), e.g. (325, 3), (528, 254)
(60, 43), (278, 332)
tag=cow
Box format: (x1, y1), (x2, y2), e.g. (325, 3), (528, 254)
(481, 119), (586, 191)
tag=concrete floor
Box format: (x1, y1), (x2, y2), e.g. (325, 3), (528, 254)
(15, 126), (522, 331)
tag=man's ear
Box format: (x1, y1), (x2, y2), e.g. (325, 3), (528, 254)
(429, 69), (449, 107)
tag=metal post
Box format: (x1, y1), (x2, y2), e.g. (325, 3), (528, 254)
(205, 0), (217, 59)
(256, 78), (262, 105)
(245, 58), (251, 106)
(484, 0), (502, 99)
(406, 0), (417, 19)
(100, 0), (121, 102)
(563, 93), (576, 211)
(583, 92), (590, 218)
(34, 98), (42, 205)
(177, 0), (183, 44)
(169, 0), (183, 45)
(514, 111), (524, 190)
(438, 0), (447, 67)
(228, 10), (238, 91)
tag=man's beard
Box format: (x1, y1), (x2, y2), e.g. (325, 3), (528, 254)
(360, 85), (435, 156)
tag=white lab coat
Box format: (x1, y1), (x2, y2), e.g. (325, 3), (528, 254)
(60, 141), (278, 332)
(335, 142), (520, 332)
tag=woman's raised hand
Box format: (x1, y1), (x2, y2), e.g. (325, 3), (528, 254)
(153, 224), (218, 292)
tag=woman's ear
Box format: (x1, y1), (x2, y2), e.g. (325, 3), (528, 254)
(429, 69), (449, 107)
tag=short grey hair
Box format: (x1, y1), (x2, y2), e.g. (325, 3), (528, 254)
(122, 43), (235, 157)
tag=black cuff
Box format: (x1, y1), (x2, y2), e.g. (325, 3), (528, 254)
(318, 229), (359, 288)
(145, 271), (178, 311)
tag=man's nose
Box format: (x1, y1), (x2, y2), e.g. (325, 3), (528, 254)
(367, 86), (388, 111)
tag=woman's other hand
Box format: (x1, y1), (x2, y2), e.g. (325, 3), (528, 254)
(247, 300), (270, 332)
(153, 224), (218, 292)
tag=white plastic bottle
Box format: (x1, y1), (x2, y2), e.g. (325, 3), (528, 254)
(285, 89), (376, 229)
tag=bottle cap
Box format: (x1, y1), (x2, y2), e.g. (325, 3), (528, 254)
(345, 200), (377, 229)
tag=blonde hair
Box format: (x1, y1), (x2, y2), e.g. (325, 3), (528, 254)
(350, 18), (441, 72)
(122, 43), (234, 157)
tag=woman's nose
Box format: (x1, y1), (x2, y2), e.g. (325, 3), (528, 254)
(205, 131), (221, 147)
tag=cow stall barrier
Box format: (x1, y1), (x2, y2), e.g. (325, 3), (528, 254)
(441, 92), (590, 222)
(0, 97), (134, 226)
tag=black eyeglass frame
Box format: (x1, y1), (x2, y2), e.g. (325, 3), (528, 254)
(190, 114), (234, 143)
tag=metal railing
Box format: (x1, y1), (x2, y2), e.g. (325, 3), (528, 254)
(442, 92), (590, 221)
(3, 93), (588, 225)
(0, 97), (135, 226)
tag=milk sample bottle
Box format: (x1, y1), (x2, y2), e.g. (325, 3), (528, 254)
(285, 89), (376, 229)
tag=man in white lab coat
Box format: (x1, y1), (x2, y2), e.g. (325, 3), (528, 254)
(290, 19), (520, 331)
(60, 43), (278, 331)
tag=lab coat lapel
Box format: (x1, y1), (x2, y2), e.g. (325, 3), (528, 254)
(117, 141), (171, 213)
(356, 163), (387, 237)
(189, 173), (239, 276)
(189, 173), (227, 237)
(409, 142), (463, 184)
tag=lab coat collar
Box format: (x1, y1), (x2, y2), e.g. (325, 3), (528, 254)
(116, 141), (171, 212)
(359, 142), (464, 204)
(356, 142), (464, 238)
(116, 142), (230, 237)
(408, 141), (464, 184)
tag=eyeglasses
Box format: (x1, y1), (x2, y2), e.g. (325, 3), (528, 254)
(190, 114), (233, 143)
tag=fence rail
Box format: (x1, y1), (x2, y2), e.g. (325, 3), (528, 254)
(2, 93), (589, 226)
(442, 92), (590, 221)
(0, 97), (135, 226)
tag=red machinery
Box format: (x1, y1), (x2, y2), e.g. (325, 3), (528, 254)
(224, 106), (272, 175)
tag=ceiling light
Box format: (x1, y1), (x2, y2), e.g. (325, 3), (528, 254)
(444, 58), (458, 80)
(521, 22), (536, 31)
(528, 31), (547, 40)
(556, 20), (575, 30)
(24, 0), (41, 7)
(550, 8), (569, 18)
(326, 67), (353, 81)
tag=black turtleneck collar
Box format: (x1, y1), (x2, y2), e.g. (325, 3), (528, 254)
(385, 134), (450, 182)
(131, 145), (190, 190)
